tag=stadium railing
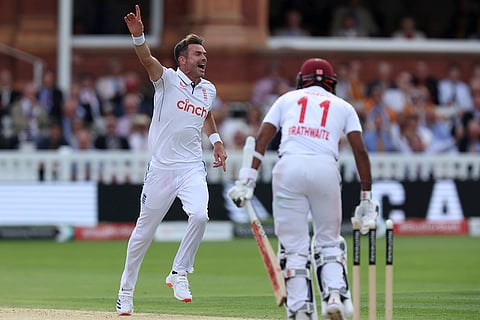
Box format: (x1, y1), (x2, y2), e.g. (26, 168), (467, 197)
(0, 148), (478, 183)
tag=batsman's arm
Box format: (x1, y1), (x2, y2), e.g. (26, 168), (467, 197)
(347, 131), (372, 191)
(124, 5), (163, 81)
(252, 122), (278, 169)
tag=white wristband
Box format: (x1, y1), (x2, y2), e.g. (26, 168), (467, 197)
(132, 33), (145, 46)
(360, 190), (372, 201)
(209, 133), (222, 146)
(253, 151), (264, 161)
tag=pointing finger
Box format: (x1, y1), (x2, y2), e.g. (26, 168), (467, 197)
(135, 4), (141, 19)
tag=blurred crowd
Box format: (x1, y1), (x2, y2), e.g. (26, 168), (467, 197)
(270, 0), (480, 39)
(1, 55), (480, 155)
(1, 0), (479, 155)
(0, 58), (153, 153)
(212, 58), (480, 155)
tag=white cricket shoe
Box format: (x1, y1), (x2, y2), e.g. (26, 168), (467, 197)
(116, 290), (134, 316)
(165, 272), (192, 302)
(325, 291), (346, 320)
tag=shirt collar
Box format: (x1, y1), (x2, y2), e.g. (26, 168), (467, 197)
(176, 68), (203, 89)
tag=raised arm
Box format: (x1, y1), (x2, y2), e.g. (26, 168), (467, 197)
(124, 5), (163, 81)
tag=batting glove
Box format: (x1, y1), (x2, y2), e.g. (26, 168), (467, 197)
(352, 191), (379, 235)
(228, 168), (258, 207)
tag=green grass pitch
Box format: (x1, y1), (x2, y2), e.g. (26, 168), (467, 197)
(0, 235), (479, 319)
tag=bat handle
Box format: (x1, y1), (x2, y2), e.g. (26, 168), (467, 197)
(245, 200), (258, 223)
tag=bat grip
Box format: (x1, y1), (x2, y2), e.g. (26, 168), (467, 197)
(245, 200), (258, 223)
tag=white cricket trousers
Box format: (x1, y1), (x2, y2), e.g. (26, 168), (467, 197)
(119, 162), (209, 292)
(272, 154), (346, 312)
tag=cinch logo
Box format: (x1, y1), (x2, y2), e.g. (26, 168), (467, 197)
(177, 99), (207, 118)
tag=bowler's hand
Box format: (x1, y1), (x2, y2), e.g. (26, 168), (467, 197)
(124, 4), (144, 36)
(212, 143), (227, 172)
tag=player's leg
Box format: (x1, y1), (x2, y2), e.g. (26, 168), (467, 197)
(312, 238), (353, 320)
(307, 157), (352, 320)
(167, 165), (209, 302)
(117, 165), (176, 314)
(272, 157), (316, 320)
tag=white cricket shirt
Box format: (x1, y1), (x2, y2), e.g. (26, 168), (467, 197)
(148, 68), (216, 168)
(263, 86), (362, 160)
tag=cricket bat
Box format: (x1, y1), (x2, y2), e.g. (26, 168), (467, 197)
(245, 200), (286, 306)
(242, 136), (286, 307)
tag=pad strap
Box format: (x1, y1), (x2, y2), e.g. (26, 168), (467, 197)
(284, 268), (311, 279)
(314, 244), (346, 267)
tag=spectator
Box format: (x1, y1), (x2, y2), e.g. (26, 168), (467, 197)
(457, 79), (480, 142)
(35, 120), (69, 181)
(245, 105), (263, 137)
(469, 61), (480, 84)
(219, 114), (250, 150)
(251, 60), (291, 110)
(409, 86), (456, 153)
(9, 82), (49, 146)
(393, 113), (431, 153)
(332, 10), (369, 37)
(128, 114), (150, 152)
(330, 0), (379, 37)
(363, 112), (397, 152)
(392, 15), (426, 39)
(457, 118), (480, 152)
(260, 78), (292, 116)
(447, 0), (479, 39)
(94, 114), (130, 150)
(0, 68), (20, 119)
(37, 70), (64, 122)
(462, 79), (480, 126)
(96, 57), (126, 117)
(0, 68), (19, 149)
(0, 129), (16, 149)
(421, 108), (457, 153)
(77, 73), (105, 131)
(438, 63), (473, 112)
(116, 93), (142, 137)
(409, 86), (436, 116)
(123, 71), (152, 116)
(382, 71), (416, 114)
(365, 61), (396, 98)
(72, 127), (93, 151)
(363, 85), (397, 126)
(335, 60), (365, 104)
(67, 117), (87, 150)
(225, 105), (266, 152)
(60, 98), (82, 146)
(412, 60), (439, 105)
(273, 9), (311, 37)
(70, 127), (94, 181)
(36, 120), (69, 150)
(406, 130), (427, 153)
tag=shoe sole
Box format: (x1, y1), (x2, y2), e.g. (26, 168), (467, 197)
(166, 282), (192, 302)
(116, 306), (133, 316)
(326, 309), (345, 320)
